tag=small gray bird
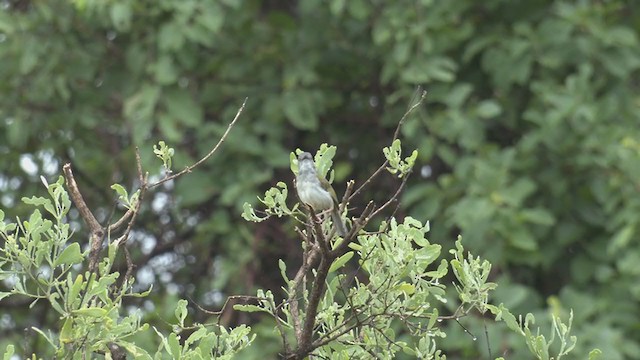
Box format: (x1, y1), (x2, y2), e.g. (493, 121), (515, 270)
(296, 152), (347, 236)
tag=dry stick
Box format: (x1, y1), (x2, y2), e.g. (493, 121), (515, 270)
(63, 164), (104, 273)
(151, 97), (248, 189)
(338, 179), (355, 215)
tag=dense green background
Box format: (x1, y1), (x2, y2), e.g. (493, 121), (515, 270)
(1, 0), (639, 358)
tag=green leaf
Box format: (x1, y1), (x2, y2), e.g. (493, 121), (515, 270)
(476, 100), (502, 118)
(164, 89), (203, 126)
(124, 84), (161, 123)
(119, 342), (153, 360)
(22, 196), (53, 215)
(233, 304), (269, 313)
(111, 183), (129, 200)
(588, 349), (603, 360)
(54, 243), (83, 267)
(491, 304), (524, 335)
(395, 282), (415, 295)
(427, 308), (439, 330)
(197, 3), (224, 33)
(2, 345), (14, 360)
(608, 225), (634, 254)
(520, 208), (555, 226)
(175, 299), (188, 327)
(72, 307), (108, 317)
(241, 202), (268, 222)
(59, 317), (74, 343)
(184, 327), (209, 348)
(167, 333), (182, 359)
(158, 22), (184, 52)
(67, 274), (84, 308)
(278, 259), (288, 282)
(153, 55), (178, 85)
(110, 2), (132, 32)
(49, 293), (66, 315)
(31, 327), (56, 349)
(329, 251), (354, 273)
(283, 90), (318, 130)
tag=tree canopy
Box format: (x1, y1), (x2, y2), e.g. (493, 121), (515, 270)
(1, 0), (639, 359)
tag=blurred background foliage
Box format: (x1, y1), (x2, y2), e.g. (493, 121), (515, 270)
(0, 0), (639, 358)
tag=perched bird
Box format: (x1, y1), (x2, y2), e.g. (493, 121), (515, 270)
(296, 152), (347, 236)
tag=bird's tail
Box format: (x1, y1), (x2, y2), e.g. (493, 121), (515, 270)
(331, 208), (347, 237)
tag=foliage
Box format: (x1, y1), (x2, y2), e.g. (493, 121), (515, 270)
(0, 139), (596, 358)
(239, 145), (595, 359)
(1, 0), (638, 358)
(0, 178), (254, 358)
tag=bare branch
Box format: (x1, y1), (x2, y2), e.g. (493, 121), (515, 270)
(349, 89), (426, 200)
(392, 88), (427, 143)
(369, 170), (411, 220)
(297, 256), (330, 357)
(63, 164), (104, 272)
(63, 164), (102, 232)
(151, 98), (248, 188)
(113, 149), (148, 248)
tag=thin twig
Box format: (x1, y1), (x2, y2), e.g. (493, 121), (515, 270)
(113, 149), (148, 247)
(369, 171), (411, 220)
(349, 89), (426, 200)
(123, 246), (135, 285)
(150, 98), (247, 188)
(392, 87), (427, 143)
(107, 146), (148, 232)
(108, 208), (134, 231)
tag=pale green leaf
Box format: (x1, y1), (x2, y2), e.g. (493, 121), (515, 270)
(54, 243), (83, 267)
(329, 251), (354, 273)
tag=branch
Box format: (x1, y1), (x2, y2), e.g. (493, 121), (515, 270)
(109, 146), (147, 233)
(349, 89), (426, 200)
(369, 170), (411, 220)
(392, 88), (427, 144)
(296, 256), (331, 357)
(63, 164), (104, 272)
(150, 98), (247, 188)
(289, 239), (320, 340)
(113, 148), (147, 248)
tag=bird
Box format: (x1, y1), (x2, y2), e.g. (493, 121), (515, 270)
(296, 152), (347, 237)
